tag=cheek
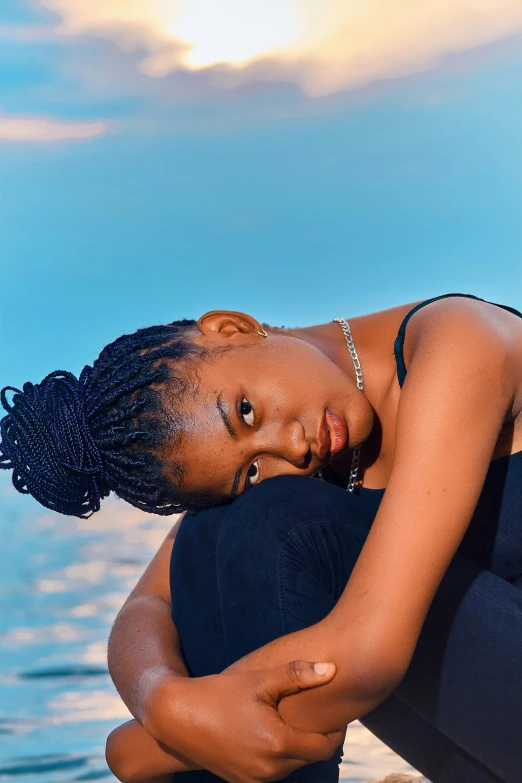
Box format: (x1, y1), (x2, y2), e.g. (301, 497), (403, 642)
(179, 440), (232, 495)
(179, 411), (237, 480)
(253, 361), (333, 410)
(288, 349), (343, 385)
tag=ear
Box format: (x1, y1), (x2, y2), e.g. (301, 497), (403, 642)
(197, 310), (265, 339)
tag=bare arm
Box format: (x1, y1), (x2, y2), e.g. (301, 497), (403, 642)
(107, 514), (188, 721)
(107, 514), (205, 780)
(106, 719), (197, 783)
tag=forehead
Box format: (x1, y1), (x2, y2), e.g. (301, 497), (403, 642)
(172, 373), (238, 497)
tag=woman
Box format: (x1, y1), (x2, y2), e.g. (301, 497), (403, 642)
(2, 292), (522, 783)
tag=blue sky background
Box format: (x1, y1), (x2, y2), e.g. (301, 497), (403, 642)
(0, 1), (521, 392)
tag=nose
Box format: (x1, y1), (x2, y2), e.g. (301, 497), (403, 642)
(268, 418), (310, 468)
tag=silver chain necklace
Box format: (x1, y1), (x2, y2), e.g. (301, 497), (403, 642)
(332, 318), (364, 492)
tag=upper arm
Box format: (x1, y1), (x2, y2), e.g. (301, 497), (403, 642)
(332, 302), (515, 683)
(124, 513), (185, 608)
(107, 515), (189, 704)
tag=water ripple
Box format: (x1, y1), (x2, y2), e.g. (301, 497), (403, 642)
(18, 667), (108, 681)
(0, 482), (419, 782)
(0, 754), (88, 776)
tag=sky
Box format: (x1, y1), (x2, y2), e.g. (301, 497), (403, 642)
(0, 0), (521, 392)
(0, 4), (521, 766)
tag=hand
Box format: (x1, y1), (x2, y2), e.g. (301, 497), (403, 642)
(145, 660), (346, 783)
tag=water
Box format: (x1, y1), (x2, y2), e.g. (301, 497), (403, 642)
(0, 477), (419, 783)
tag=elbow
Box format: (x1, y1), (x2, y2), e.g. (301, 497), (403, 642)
(105, 729), (128, 783)
(345, 643), (409, 704)
(106, 726), (139, 783)
(353, 658), (405, 703)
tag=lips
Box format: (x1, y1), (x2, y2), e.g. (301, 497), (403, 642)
(316, 409), (348, 461)
(316, 411), (331, 461)
(325, 409), (348, 457)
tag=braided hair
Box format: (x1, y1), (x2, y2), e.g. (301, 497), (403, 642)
(0, 319), (217, 518)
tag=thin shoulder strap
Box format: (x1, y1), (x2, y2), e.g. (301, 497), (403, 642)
(393, 292), (509, 389)
(394, 292), (522, 387)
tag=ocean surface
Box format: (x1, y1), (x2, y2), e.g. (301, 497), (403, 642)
(0, 478), (419, 783)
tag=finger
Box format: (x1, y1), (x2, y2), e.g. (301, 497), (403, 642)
(326, 728), (347, 747)
(252, 744), (345, 783)
(262, 660), (336, 703)
(326, 722), (348, 746)
(277, 724), (345, 764)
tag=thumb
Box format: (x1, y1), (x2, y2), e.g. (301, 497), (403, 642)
(261, 660), (336, 704)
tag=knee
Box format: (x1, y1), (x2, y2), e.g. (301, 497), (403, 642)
(220, 474), (374, 544)
(214, 475), (375, 585)
(213, 476), (375, 660)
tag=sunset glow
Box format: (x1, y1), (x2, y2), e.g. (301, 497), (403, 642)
(39, 0), (522, 95)
(171, 1), (301, 69)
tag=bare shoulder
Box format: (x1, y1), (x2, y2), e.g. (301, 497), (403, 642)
(403, 296), (522, 391)
(401, 296), (522, 456)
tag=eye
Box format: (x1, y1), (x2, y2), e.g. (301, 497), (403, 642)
(246, 461), (260, 486)
(240, 398), (255, 426)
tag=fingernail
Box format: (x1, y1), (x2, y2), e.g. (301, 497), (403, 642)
(313, 662), (333, 675)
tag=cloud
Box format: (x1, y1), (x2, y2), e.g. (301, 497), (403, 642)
(0, 113), (109, 142)
(0, 23), (58, 42)
(37, 0), (522, 96)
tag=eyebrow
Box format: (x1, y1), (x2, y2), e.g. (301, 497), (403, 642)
(216, 393), (238, 440)
(216, 393), (243, 498)
(230, 468), (242, 499)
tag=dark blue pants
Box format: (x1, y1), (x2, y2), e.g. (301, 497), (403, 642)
(170, 476), (522, 783)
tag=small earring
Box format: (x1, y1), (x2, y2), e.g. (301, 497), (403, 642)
(255, 328), (268, 338)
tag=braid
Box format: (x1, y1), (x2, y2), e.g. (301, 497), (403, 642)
(0, 319), (216, 518)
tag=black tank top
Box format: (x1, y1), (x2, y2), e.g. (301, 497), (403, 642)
(360, 292), (522, 584)
(393, 292), (522, 388)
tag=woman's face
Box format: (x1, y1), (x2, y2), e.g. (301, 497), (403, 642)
(169, 311), (374, 503)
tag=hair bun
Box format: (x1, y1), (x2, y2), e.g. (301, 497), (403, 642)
(0, 369), (109, 517)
